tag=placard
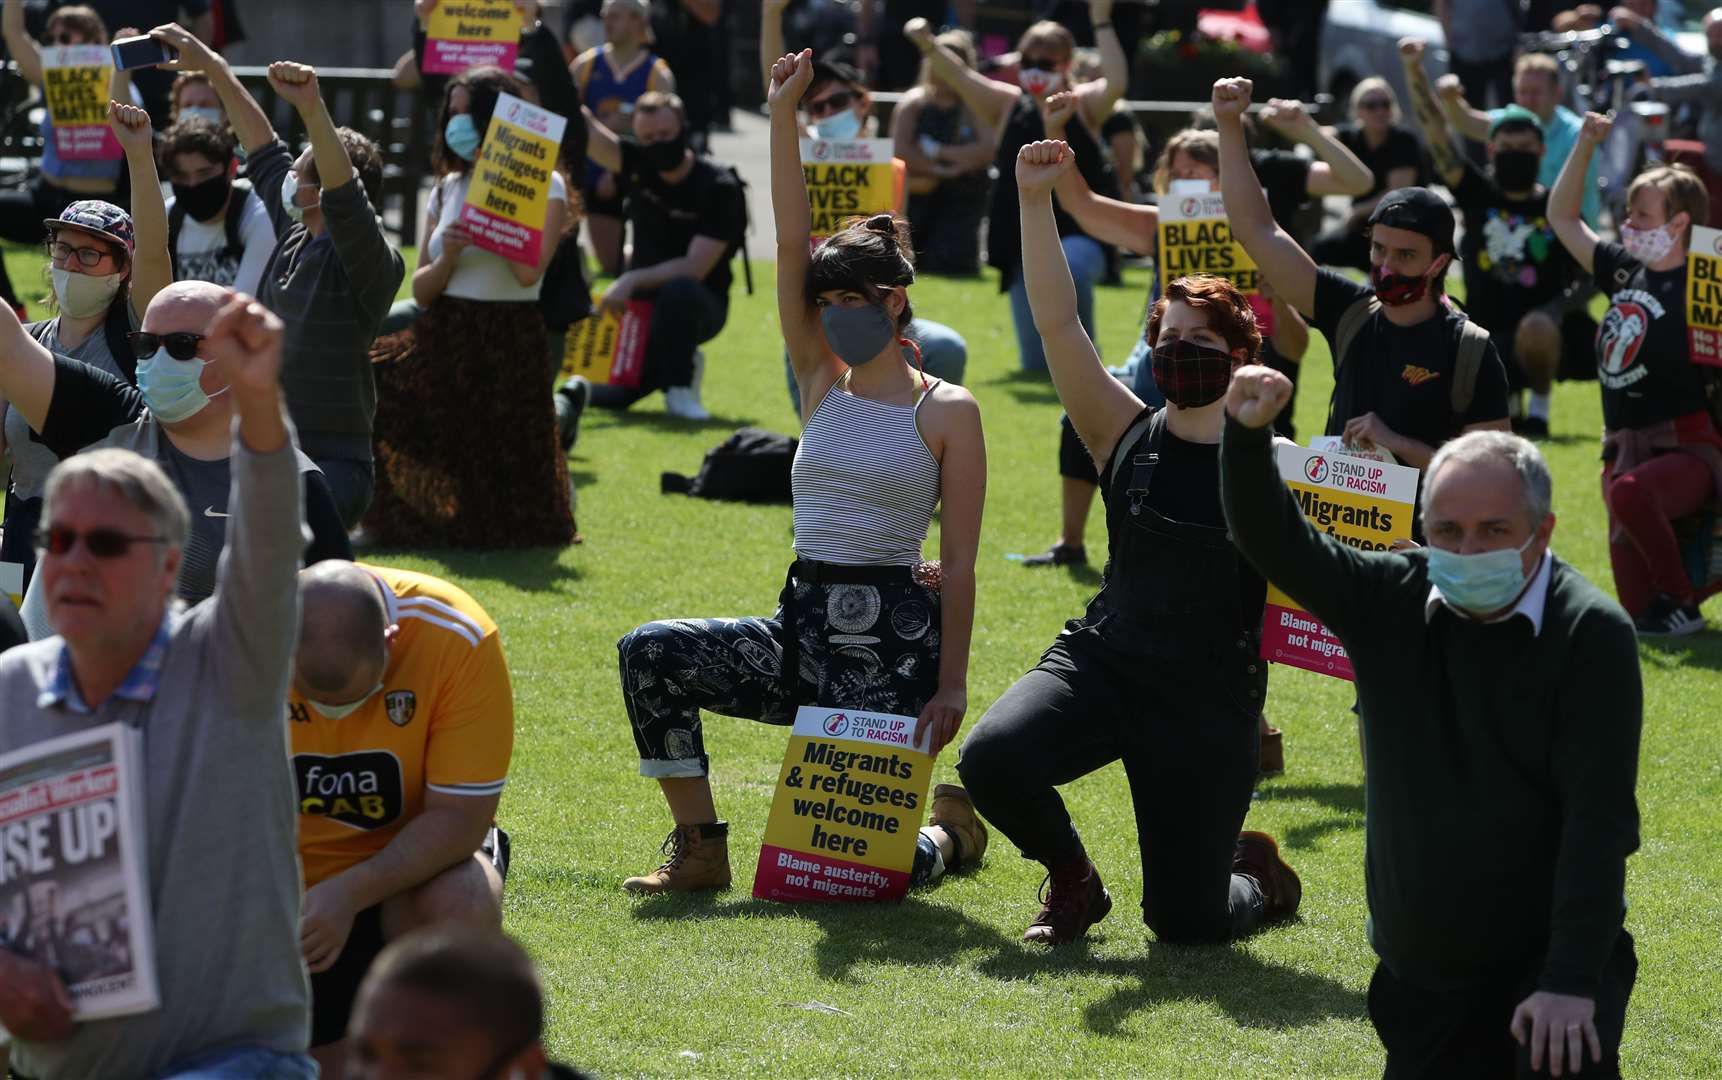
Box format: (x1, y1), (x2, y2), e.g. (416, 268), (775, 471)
(1261, 444), (1419, 681)
(754, 706), (933, 903)
(558, 297), (650, 388)
(422, 0), (519, 76)
(800, 138), (896, 246)
(41, 45), (120, 161)
(1685, 224), (1722, 368)
(1, 561), (20, 611)
(460, 93), (566, 267)
(1157, 189), (1273, 333)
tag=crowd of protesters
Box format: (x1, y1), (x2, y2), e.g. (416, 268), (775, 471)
(0, 0), (1712, 1077)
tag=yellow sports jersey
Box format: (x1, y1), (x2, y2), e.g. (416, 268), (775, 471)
(289, 565), (514, 887)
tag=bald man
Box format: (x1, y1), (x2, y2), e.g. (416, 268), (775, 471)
(0, 280), (350, 617)
(287, 560), (515, 1079)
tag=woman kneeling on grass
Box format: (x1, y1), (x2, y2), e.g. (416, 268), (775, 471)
(614, 49), (988, 894)
(953, 140), (1302, 946)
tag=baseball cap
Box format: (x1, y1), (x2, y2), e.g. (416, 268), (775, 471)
(1367, 187), (1456, 255)
(45, 200), (135, 254)
(1488, 104), (1545, 139)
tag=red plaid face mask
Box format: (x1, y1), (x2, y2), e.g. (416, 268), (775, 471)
(1151, 338), (1235, 408)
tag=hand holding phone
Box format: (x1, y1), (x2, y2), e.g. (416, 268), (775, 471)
(110, 35), (176, 71)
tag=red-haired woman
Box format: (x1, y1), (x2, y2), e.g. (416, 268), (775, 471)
(955, 139), (1303, 949)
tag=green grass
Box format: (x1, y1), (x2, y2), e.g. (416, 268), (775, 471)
(21, 248), (1721, 1075)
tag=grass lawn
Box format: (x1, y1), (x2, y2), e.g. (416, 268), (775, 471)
(9, 247), (1719, 1076)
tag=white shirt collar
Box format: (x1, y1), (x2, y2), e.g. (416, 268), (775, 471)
(1424, 551), (1553, 636)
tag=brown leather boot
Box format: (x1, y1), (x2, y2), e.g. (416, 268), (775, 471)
(622, 822), (731, 894)
(1233, 831), (1301, 921)
(1022, 856), (1112, 945)
(928, 784), (988, 867)
(1259, 726), (1285, 776)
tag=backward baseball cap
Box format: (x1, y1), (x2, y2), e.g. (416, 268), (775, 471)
(46, 200), (135, 255)
(1367, 187), (1455, 256)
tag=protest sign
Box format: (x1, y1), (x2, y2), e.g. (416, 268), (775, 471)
(1261, 444), (1419, 681)
(41, 46), (120, 161)
(800, 138), (898, 245)
(1685, 224), (1722, 368)
(754, 706), (933, 903)
(460, 93), (566, 267)
(1156, 188), (1274, 332)
(422, 0), (519, 75)
(0, 723), (157, 1020)
(558, 297), (650, 388)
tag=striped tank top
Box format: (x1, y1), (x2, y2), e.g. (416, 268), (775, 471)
(792, 377), (942, 566)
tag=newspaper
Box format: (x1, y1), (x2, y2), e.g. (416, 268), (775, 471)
(0, 722), (158, 1021)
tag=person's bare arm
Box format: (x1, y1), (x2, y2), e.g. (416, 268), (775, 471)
(891, 90), (942, 177)
(582, 106), (622, 172)
(1260, 98), (1373, 196)
(110, 102), (171, 313)
(918, 390), (984, 757)
(1433, 73), (1492, 142)
(1076, 0), (1126, 125)
(1215, 78), (1317, 316)
(760, 0), (788, 93)
(269, 62), (354, 193)
(1550, 112), (1607, 275)
(2, 0), (42, 86)
(904, 18), (1017, 133)
(1270, 295), (1309, 361)
(412, 201), (462, 307)
(152, 23), (274, 154)
(392, 47), (422, 89)
(1400, 39), (1465, 187)
(1039, 91), (1156, 252)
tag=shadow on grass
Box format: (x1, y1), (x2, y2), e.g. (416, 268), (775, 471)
(1251, 782), (1365, 852)
(1637, 633), (1722, 671)
(598, 409), (759, 434)
(985, 369), (1061, 407)
(630, 889), (1364, 1032)
(379, 546), (582, 594)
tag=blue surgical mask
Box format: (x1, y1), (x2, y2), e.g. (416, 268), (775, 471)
(813, 109), (863, 140)
(445, 113), (482, 162)
(136, 347), (215, 423)
(820, 303), (896, 367)
(1426, 536), (1537, 617)
(178, 105), (223, 127)
(281, 171), (319, 224)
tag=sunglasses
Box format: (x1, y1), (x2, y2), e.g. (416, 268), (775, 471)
(47, 240), (112, 268)
(805, 90), (855, 118)
(1359, 99), (1393, 112)
(36, 526), (167, 558)
(1020, 59), (1061, 73)
(128, 331), (205, 361)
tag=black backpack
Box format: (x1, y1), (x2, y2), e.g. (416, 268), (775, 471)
(167, 178), (253, 285)
(661, 428), (796, 503)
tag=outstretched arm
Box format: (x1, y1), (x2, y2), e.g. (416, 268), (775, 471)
(1039, 91), (1157, 252)
(1018, 140), (1144, 470)
(110, 102), (170, 313)
(1400, 39), (1465, 187)
(2, 0), (43, 87)
(1550, 112), (1608, 275)
(760, 0), (788, 94)
(904, 17), (1017, 134)
(921, 392), (984, 758)
(581, 106), (622, 173)
(0, 303), (55, 432)
(1432, 73), (1492, 143)
(1215, 78), (1317, 316)
(1075, 0), (1127, 124)
(1259, 98), (1373, 196)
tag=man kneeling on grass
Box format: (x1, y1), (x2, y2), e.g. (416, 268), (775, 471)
(288, 560), (515, 1080)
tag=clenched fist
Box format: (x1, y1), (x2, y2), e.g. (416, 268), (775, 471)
(1225, 364), (1293, 429)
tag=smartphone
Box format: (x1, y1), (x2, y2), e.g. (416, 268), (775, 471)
(110, 35), (176, 71)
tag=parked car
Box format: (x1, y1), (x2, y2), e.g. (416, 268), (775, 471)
(1320, 0), (1448, 119)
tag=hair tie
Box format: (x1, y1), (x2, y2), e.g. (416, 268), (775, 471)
(900, 336), (927, 390)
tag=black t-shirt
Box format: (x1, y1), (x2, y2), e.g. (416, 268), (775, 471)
(1336, 123), (1428, 204)
(1592, 240), (1709, 430)
(987, 95), (1117, 288)
(1452, 160), (1575, 340)
(1313, 269), (1511, 449)
(619, 142), (744, 297)
(1252, 148), (1313, 232)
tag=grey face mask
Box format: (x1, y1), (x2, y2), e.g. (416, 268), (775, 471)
(819, 303), (896, 367)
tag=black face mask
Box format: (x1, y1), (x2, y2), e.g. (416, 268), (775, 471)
(171, 173), (232, 222)
(1492, 149), (1541, 192)
(640, 134), (688, 173)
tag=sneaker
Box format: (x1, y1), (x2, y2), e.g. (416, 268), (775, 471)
(664, 385), (711, 421)
(1259, 726), (1284, 777)
(1513, 415), (1550, 440)
(555, 377), (590, 453)
(1022, 856), (1112, 945)
(928, 784), (988, 867)
(1634, 594), (1706, 637)
(1233, 831), (1301, 922)
(1021, 542), (1087, 568)
(622, 822), (731, 894)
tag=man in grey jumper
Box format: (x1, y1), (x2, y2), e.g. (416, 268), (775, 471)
(0, 296), (315, 1080)
(153, 26), (406, 529)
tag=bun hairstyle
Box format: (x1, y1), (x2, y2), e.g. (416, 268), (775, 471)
(805, 213), (917, 330)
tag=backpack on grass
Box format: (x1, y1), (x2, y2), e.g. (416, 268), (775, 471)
(661, 428), (795, 503)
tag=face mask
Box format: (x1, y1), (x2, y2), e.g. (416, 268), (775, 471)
(281, 171), (319, 224)
(307, 681), (383, 720)
(178, 105), (223, 127)
(1018, 67), (1063, 97)
(445, 112), (482, 162)
(136, 346), (214, 423)
(1491, 148), (1541, 192)
(50, 266), (123, 319)
(172, 173), (232, 222)
(640, 133), (689, 173)
(1621, 221), (1677, 264)
(1371, 260), (1437, 306)
(820, 303), (897, 367)
(1151, 338), (1236, 408)
(1426, 535), (1537, 616)
(813, 109), (863, 140)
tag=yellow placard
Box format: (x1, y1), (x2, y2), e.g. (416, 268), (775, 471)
(1156, 189), (1262, 296)
(1686, 224), (1722, 368)
(558, 296), (649, 387)
(460, 93), (567, 266)
(1, 561), (21, 611)
(423, 0), (519, 75)
(801, 138), (896, 244)
(40, 45), (119, 161)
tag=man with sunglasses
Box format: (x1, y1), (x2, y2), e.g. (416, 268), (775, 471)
(0, 280), (350, 633)
(0, 296), (322, 1079)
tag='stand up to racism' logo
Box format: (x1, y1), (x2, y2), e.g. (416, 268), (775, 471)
(811, 140), (833, 161)
(1304, 455), (1329, 484)
(822, 712), (850, 736)
(1181, 197), (1200, 217)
